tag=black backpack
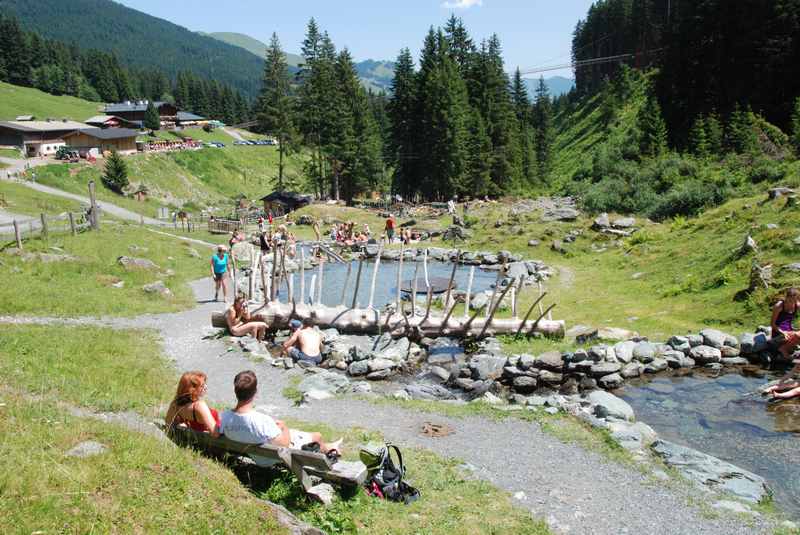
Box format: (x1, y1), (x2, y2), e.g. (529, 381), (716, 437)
(359, 443), (420, 504)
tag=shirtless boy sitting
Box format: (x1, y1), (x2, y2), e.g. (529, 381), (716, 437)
(283, 318), (323, 365)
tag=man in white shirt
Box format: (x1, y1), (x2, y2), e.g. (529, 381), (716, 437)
(219, 370), (341, 455)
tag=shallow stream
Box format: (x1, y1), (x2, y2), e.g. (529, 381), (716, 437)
(620, 368), (800, 517)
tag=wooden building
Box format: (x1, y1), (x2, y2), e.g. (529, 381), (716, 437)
(260, 191), (312, 216)
(176, 111), (207, 127)
(103, 101), (178, 128)
(62, 128), (139, 155)
(0, 119), (89, 157)
(84, 115), (140, 129)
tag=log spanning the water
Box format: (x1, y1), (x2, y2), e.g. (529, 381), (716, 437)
(211, 300), (565, 339)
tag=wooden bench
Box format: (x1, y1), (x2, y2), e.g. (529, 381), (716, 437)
(161, 423), (367, 496)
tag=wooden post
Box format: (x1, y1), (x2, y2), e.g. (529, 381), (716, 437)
(68, 212), (76, 235)
(511, 286), (517, 319)
(316, 257), (324, 305)
(478, 278), (515, 339)
(270, 247), (278, 301)
(299, 248), (306, 304)
(288, 273), (294, 303)
(410, 261), (419, 316)
(515, 292), (547, 338)
(422, 248), (430, 290)
(395, 244), (405, 312)
(367, 245), (383, 309)
(39, 213), (47, 239)
(13, 220), (22, 249)
(88, 180), (99, 230)
(528, 304), (557, 337)
(309, 274), (316, 305)
(442, 251), (459, 312)
(463, 266), (474, 319)
(258, 253), (266, 303)
(351, 259), (364, 309)
(340, 262), (352, 306)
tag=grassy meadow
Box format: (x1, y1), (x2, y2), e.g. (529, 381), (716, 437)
(0, 81), (101, 121)
(0, 180), (85, 216)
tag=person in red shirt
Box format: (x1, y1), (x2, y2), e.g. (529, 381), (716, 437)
(385, 215), (396, 242)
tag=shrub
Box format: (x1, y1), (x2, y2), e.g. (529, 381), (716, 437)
(748, 157), (786, 183)
(647, 179), (728, 221)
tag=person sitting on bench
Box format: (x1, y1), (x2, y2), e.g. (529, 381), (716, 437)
(219, 370), (341, 453)
(226, 295), (268, 341)
(771, 287), (800, 359)
(165, 371), (220, 436)
(283, 318), (323, 365)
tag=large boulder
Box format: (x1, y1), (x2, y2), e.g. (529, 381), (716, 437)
(700, 328), (738, 349)
(597, 327), (637, 341)
(405, 383), (456, 400)
(612, 217), (636, 229)
(535, 350), (565, 371)
(512, 376), (538, 394)
(566, 325), (598, 344)
(668, 335), (691, 353)
(621, 362), (644, 378)
(118, 256), (158, 270)
(613, 340), (636, 364)
(598, 373), (624, 389)
(542, 207), (580, 222)
(587, 390), (634, 421)
(651, 440), (771, 503)
(505, 262), (529, 281)
(632, 341), (656, 363)
(368, 358), (396, 372)
(590, 362), (622, 377)
(592, 213), (610, 229)
(299, 371), (350, 395)
(443, 226), (472, 241)
(426, 337), (466, 365)
(689, 345), (722, 364)
(469, 354), (507, 381)
(347, 360), (369, 376)
(142, 280), (172, 297)
(739, 332), (769, 355)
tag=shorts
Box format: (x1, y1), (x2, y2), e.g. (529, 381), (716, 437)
(214, 272), (226, 281)
(289, 346), (322, 365)
(289, 430), (314, 449)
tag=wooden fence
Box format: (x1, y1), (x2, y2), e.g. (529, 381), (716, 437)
(208, 217), (242, 234)
(0, 211), (92, 248)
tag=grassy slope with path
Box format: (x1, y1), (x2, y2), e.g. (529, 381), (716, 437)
(0, 180), (85, 216)
(0, 321), (550, 534)
(0, 224), (209, 317)
(0, 81), (101, 120)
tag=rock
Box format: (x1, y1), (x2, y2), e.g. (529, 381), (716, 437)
(505, 262), (529, 281)
(668, 335), (691, 353)
(443, 225), (472, 241)
(535, 351), (564, 371)
(720, 346), (740, 358)
(117, 256), (159, 270)
(527, 239), (540, 247)
(368, 358), (396, 372)
(598, 373), (624, 389)
(551, 240), (567, 254)
(517, 353), (536, 370)
(66, 440), (108, 458)
(455, 377), (476, 390)
(632, 341), (656, 363)
(651, 440), (770, 503)
(307, 483), (336, 506)
(566, 325), (598, 344)
(700, 328), (734, 349)
(299, 371), (350, 394)
(303, 389), (334, 402)
(740, 235), (759, 255)
(480, 392), (504, 405)
(643, 358), (668, 374)
(607, 420), (658, 451)
(613, 340), (636, 364)
(142, 280), (172, 297)
(612, 217), (636, 229)
(430, 366), (451, 382)
(689, 345), (722, 364)
(597, 327), (637, 341)
(538, 370), (563, 384)
(580, 376), (598, 390)
(542, 207), (580, 222)
(721, 356), (749, 366)
(592, 213), (610, 229)
(590, 362), (622, 377)
(470, 292), (490, 311)
(739, 332), (769, 354)
(663, 350), (687, 369)
(587, 390), (634, 421)
(512, 376), (538, 394)
(621, 362), (644, 378)
(405, 383), (456, 400)
(347, 360), (369, 377)
(686, 334), (704, 347)
(393, 389), (411, 401)
(21, 252), (80, 263)
(469, 355), (507, 380)
(712, 500), (755, 516)
(366, 369), (392, 380)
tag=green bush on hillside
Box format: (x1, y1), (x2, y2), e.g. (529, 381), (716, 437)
(647, 179), (729, 221)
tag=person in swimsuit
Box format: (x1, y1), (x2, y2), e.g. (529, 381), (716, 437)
(211, 245), (232, 302)
(164, 371), (220, 435)
(283, 318), (323, 365)
(771, 287), (800, 359)
(226, 295), (268, 341)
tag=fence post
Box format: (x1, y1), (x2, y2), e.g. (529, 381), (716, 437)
(13, 220), (22, 249)
(88, 180), (99, 230)
(40, 213), (48, 239)
(68, 212), (76, 235)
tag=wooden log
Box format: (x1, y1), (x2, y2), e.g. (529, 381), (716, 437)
(88, 180), (99, 230)
(410, 261), (419, 316)
(211, 301), (565, 339)
(260, 253), (268, 305)
(351, 259), (364, 309)
(422, 248), (430, 289)
(270, 247), (278, 301)
(40, 213), (48, 239)
(340, 262), (352, 306)
(478, 278), (516, 339)
(422, 285), (434, 324)
(528, 304), (557, 337)
(395, 244), (404, 312)
(316, 257), (324, 305)
(13, 220), (21, 249)
(442, 251), (459, 312)
(367, 245), (383, 309)
(309, 274), (316, 304)
(463, 265), (474, 320)
(68, 212), (76, 235)
(288, 273), (294, 303)
(299, 248), (306, 304)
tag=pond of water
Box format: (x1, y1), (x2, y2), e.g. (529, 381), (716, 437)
(274, 256), (499, 309)
(619, 367), (800, 517)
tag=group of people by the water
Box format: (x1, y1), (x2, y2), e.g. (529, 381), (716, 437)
(165, 369), (341, 456)
(330, 221), (371, 246)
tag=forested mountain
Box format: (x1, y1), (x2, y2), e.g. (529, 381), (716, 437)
(201, 32), (304, 68)
(0, 0), (265, 99)
(572, 0), (800, 141)
(524, 76), (574, 98)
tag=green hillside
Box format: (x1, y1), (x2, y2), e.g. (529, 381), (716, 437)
(0, 81), (101, 121)
(202, 32), (303, 67)
(0, 0), (265, 98)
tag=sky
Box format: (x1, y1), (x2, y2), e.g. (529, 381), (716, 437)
(116, 0), (595, 78)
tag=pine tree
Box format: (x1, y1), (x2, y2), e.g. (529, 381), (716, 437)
(638, 93), (668, 157)
(387, 48), (417, 199)
(444, 15), (474, 76)
(102, 151), (129, 194)
(256, 33), (297, 191)
(688, 115), (709, 158)
(0, 16), (32, 85)
(792, 97), (800, 157)
(705, 111), (724, 155)
(465, 108), (492, 197)
(174, 72), (191, 110)
(533, 76), (555, 181)
(144, 100), (160, 130)
(511, 68), (534, 185)
(726, 104), (758, 154)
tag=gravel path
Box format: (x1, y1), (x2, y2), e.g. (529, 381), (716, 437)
(2, 278), (776, 534)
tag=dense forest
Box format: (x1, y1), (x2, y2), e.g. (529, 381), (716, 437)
(572, 0), (800, 141)
(0, 0), (264, 99)
(0, 14), (250, 124)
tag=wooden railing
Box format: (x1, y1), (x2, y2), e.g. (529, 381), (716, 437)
(0, 211), (92, 248)
(208, 217), (242, 234)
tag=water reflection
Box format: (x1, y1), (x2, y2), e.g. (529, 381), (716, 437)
(620, 368), (800, 517)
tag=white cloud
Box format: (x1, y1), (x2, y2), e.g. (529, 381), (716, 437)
(441, 0), (483, 9)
